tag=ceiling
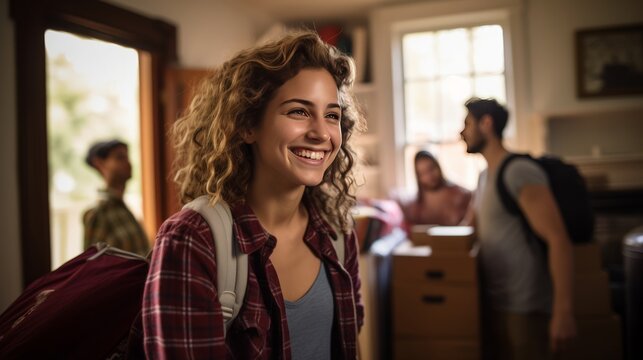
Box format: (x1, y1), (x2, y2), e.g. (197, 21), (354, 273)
(235, 0), (414, 21)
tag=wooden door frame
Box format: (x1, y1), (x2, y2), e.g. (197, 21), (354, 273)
(10, 0), (177, 287)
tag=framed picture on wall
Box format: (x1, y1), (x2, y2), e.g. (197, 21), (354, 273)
(576, 23), (643, 98)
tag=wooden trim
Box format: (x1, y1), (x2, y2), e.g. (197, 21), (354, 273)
(10, 0), (177, 286)
(11, 3), (50, 286)
(162, 67), (211, 217)
(139, 52), (158, 243)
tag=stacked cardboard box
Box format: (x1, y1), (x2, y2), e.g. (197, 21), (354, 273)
(392, 226), (480, 360)
(561, 243), (622, 360)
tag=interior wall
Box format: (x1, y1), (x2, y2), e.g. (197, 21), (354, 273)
(106, 0), (263, 68)
(528, 0), (643, 114)
(526, 0), (643, 157)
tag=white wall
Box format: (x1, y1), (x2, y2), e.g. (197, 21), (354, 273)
(107, 0), (264, 68)
(0, 0), (264, 311)
(528, 0), (643, 114)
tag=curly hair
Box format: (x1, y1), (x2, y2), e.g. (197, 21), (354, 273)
(172, 31), (366, 231)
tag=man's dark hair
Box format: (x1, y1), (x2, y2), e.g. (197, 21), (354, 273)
(85, 139), (127, 167)
(465, 97), (509, 139)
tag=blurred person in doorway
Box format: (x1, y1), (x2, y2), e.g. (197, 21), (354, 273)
(83, 139), (149, 256)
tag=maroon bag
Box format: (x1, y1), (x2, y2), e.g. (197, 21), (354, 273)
(0, 243), (148, 359)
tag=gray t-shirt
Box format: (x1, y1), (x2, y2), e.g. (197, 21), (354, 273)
(285, 263), (333, 359)
(474, 155), (552, 313)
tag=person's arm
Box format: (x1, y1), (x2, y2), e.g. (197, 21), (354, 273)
(142, 212), (226, 359)
(459, 191), (476, 227)
(455, 187), (473, 226)
(517, 184), (576, 352)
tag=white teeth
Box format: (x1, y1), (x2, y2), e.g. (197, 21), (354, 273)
(294, 149), (325, 160)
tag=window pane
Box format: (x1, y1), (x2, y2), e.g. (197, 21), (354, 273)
(403, 32), (437, 79)
(437, 28), (470, 75)
(401, 23), (507, 195)
(474, 75), (507, 103)
(405, 81), (439, 142)
(473, 25), (504, 73)
(439, 75), (473, 140)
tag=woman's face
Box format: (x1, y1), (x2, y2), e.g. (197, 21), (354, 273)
(415, 157), (442, 191)
(245, 68), (342, 190)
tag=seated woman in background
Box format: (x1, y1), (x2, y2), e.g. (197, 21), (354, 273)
(400, 150), (471, 226)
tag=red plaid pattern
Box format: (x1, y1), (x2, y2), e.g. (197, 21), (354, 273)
(142, 198), (363, 359)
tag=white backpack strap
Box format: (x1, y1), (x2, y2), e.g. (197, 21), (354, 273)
(330, 227), (345, 266)
(183, 196), (248, 335)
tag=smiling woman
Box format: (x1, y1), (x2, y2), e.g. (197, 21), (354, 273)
(141, 31), (366, 359)
(244, 68), (343, 190)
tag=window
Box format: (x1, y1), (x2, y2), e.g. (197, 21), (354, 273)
(401, 24), (506, 191)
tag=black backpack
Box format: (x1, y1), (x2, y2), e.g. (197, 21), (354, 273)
(496, 154), (594, 245)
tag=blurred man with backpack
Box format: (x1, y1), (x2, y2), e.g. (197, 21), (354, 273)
(460, 98), (577, 360)
(84, 139), (149, 256)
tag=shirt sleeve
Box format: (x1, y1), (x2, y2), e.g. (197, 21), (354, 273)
(503, 158), (549, 200)
(83, 207), (105, 249)
(142, 211), (226, 359)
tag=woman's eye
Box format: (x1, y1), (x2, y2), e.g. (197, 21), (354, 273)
(326, 112), (340, 121)
(288, 109), (309, 117)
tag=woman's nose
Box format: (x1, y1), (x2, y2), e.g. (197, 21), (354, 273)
(307, 118), (331, 141)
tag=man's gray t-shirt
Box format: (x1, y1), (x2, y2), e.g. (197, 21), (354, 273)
(474, 155), (552, 313)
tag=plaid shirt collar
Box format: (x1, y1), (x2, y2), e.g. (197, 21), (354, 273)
(230, 195), (338, 256)
(97, 188), (125, 204)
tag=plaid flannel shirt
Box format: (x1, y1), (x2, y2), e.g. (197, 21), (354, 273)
(142, 198), (363, 359)
(83, 190), (149, 256)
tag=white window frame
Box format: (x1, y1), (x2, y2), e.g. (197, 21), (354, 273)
(370, 3), (531, 195)
(400, 23), (508, 191)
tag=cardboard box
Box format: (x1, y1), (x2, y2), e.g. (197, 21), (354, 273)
(410, 226), (475, 253)
(560, 315), (622, 360)
(393, 282), (480, 338)
(574, 270), (613, 316)
(394, 338), (480, 360)
(573, 243), (603, 273)
(393, 250), (477, 285)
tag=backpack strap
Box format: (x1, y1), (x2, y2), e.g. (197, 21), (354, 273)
(496, 153), (532, 216)
(183, 196), (248, 336)
(330, 228), (345, 266)
(496, 153), (547, 249)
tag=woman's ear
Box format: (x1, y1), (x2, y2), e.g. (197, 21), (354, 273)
(241, 127), (256, 144)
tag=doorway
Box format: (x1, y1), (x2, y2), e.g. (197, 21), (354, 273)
(11, 0), (177, 285)
(45, 30), (145, 268)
